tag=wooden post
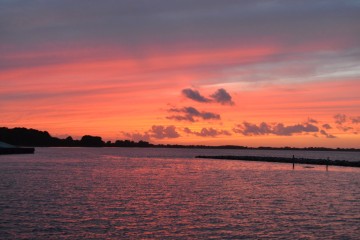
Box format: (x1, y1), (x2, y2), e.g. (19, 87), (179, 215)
(326, 157), (329, 171)
(292, 155), (295, 169)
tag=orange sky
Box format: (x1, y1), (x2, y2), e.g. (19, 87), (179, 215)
(1, 1), (359, 147)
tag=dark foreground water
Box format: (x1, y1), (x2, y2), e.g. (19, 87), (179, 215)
(0, 148), (359, 239)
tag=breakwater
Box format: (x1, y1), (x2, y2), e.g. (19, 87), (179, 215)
(195, 155), (360, 168)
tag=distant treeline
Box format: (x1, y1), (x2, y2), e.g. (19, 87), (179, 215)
(0, 127), (359, 151)
(0, 127), (150, 147)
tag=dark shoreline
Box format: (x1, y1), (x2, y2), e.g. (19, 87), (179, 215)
(0, 148), (35, 155)
(195, 155), (360, 168)
(1, 127), (360, 151)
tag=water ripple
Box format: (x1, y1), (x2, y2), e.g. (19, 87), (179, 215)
(0, 148), (359, 239)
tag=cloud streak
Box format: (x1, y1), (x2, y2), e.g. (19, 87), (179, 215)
(351, 116), (360, 124)
(320, 130), (336, 139)
(333, 114), (360, 133)
(334, 114), (347, 125)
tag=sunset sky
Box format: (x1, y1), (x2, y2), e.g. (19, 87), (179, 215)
(1, 0), (359, 147)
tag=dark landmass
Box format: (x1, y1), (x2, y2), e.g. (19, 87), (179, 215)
(0, 127), (150, 148)
(1, 127), (359, 151)
(0, 147), (35, 155)
(0, 141), (35, 155)
(196, 155), (360, 168)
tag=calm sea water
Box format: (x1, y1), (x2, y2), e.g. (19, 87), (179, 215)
(0, 147), (359, 239)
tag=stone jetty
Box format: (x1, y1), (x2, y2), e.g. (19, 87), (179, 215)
(195, 155), (360, 168)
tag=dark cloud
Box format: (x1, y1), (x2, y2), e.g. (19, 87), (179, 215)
(233, 122), (272, 136)
(322, 123), (332, 130)
(123, 125), (180, 141)
(182, 88), (234, 105)
(332, 115), (360, 134)
(182, 88), (211, 103)
(149, 125), (180, 139)
(210, 88), (234, 105)
(337, 126), (353, 132)
(233, 122), (319, 136)
(332, 114), (360, 134)
(273, 123), (319, 136)
(122, 132), (151, 142)
(184, 127), (231, 137)
(168, 107), (220, 122)
(334, 114), (347, 124)
(320, 130), (336, 139)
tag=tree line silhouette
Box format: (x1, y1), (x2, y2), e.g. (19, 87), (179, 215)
(0, 127), (151, 147)
(0, 127), (359, 151)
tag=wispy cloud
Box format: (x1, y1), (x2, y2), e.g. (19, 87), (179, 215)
(320, 129), (336, 139)
(337, 126), (353, 132)
(322, 123), (332, 130)
(334, 114), (347, 125)
(307, 118), (318, 124)
(333, 114), (360, 133)
(351, 116), (360, 124)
